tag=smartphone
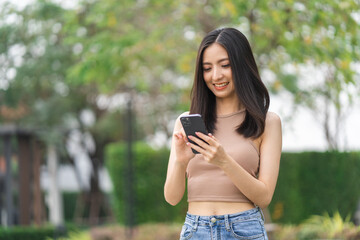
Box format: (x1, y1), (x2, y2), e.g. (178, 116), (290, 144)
(180, 114), (208, 154)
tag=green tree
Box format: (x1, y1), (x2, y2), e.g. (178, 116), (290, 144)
(63, 0), (360, 149)
(1, 0), (359, 226)
(220, 0), (360, 149)
(0, 0), (120, 224)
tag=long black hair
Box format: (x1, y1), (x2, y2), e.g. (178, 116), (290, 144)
(190, 27), (270, 139)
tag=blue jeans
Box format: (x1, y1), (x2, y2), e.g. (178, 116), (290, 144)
(179, 207), (268, 240)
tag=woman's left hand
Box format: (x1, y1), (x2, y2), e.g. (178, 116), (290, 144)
(187, 132), (230, 168)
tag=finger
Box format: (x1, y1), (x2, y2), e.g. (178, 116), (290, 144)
(195, 132), (217, 145)
(187, 142), (214, 161)
(183, 134), (189, 143)
(174, 132), (188, 144)
(173, 132), (180, 139)
(176, 132), (183, 138)
(208, 133), (216, 139)
(188, 135), (211, 150)
(186, 142), (206, 155)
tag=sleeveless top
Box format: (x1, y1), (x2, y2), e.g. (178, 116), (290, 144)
(186, 109), (260, 202)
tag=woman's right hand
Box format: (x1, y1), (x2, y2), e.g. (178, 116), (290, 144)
(173, 129), (195, 166)
(164, 114), (194, 206)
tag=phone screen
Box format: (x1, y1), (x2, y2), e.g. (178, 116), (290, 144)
(180, 114), (208, 154)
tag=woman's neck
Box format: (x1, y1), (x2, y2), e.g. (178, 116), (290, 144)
(216, 98), (244, 116)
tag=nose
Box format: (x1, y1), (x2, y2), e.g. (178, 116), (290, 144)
(212, 66), (223, 80)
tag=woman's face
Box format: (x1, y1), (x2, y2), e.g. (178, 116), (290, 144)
(202, 43), (236, 101)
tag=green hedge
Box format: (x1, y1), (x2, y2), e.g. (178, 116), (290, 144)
(269, 151), (360, 224)
(106, 142), (187, 225)
(63, 192), (111, 224)
(63, 192), (78, 223)
(106, 142), (360, 225)
(0, 226), (56, 240)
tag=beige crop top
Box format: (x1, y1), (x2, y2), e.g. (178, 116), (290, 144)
(186, 109), (260, 203)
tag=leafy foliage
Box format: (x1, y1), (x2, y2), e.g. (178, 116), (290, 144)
(298, 212), (360, 239)
(0, 226), (56, 240)
(105, 142), (360, 226)
(0, 1), (82, 145)
(1, 0), (359, 147)
(274, 212), (360, 240)
(106, 142), (187, 225)
(269, 151), (360, 224)
(0, 1), (127, 225)
(60, 0), (360, 148)
(47, 230), (91, 240)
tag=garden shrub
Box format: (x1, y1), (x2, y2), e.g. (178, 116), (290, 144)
(269, 151), (360, 224)
(106, 142), (187, 225)
(0, 226), (56, 240)
(106, 142), (360, 225)
(63, 192), (78, 222)
(62, 191), (112, 224)
(273, 212), (360, 240)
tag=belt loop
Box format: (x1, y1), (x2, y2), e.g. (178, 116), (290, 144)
(257, 206), (265, 222)
(224, 214), (230, 231)
(193, 215), (199, 230)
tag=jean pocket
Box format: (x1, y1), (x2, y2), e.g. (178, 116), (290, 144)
(230, 219), (265, 240)
(179, 223), (193, 240)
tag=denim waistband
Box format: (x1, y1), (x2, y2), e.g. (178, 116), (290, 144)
(184, 207), (264, 231)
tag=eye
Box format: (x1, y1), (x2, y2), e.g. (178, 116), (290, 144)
(203, 67), (211, 72)
(222, 64), (230, 68)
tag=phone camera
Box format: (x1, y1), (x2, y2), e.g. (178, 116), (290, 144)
(182, 117), (191, 127)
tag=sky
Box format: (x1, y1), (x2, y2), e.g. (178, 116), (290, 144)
(270, 93), (360, 152)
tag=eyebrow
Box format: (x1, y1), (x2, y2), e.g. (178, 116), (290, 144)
(203, 58), (229, 65)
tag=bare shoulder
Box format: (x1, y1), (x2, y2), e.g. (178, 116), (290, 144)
(263, 111), (282, 135)
(260, 111), (282, 150)
(266, 111), (281, 124)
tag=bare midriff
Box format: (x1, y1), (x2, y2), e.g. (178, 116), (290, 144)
(188, 201), (255, 216)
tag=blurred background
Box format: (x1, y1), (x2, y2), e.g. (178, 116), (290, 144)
(0, 0), (359, 239)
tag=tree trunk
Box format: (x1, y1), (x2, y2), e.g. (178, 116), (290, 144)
(47, 144), (64, 227)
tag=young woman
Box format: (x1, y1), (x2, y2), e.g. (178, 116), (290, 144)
(164, 27), (282, 240)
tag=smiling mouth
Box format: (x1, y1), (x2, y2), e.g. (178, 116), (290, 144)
(214, 82), (229, 89)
